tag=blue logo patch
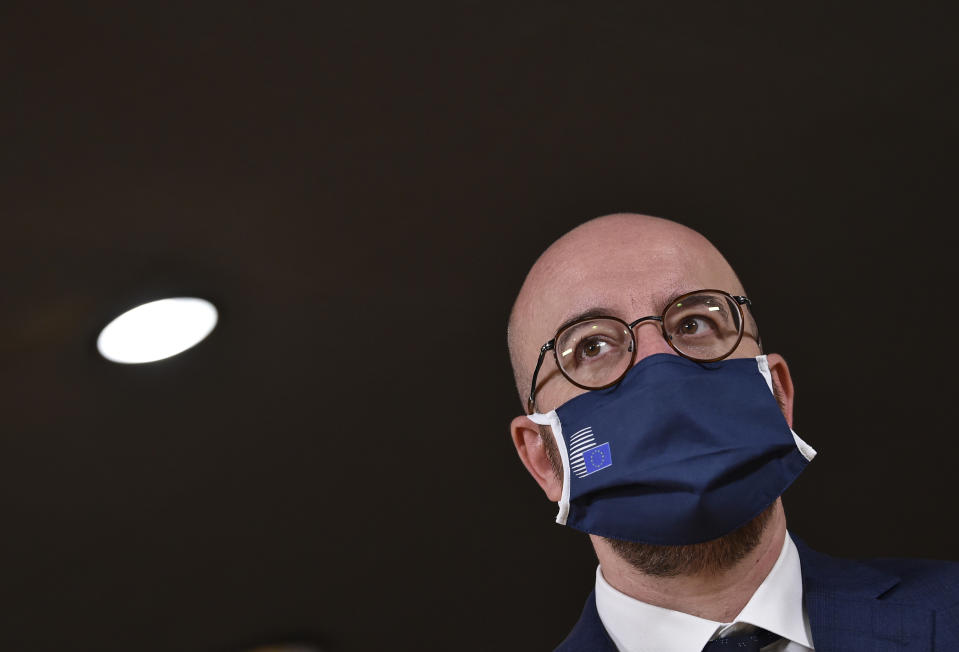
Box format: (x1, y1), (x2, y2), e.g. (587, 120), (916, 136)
(567, 427), (613, 478)
(581, 442), (612, 476)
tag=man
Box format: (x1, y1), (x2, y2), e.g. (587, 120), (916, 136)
(506, 214), (959, 651)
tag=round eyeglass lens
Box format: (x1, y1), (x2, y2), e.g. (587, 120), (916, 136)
(555, 318), (634, 389)
(663, 292), (743, 361)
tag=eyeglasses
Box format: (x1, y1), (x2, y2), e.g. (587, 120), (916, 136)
(526, 289), (753, 414)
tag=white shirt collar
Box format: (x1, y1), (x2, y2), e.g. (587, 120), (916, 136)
(594, 532), (814, 652)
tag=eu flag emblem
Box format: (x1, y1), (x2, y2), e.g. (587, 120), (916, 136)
(581, 442), (612, 476)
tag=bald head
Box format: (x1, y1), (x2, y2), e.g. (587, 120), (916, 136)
(507, 213), (754, 412)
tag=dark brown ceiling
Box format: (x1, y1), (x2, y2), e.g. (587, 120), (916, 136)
(2, 3), (958, 650)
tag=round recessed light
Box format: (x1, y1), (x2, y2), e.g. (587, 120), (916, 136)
(97, 297), (218, 364)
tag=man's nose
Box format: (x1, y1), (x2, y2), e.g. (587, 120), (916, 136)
(630, 320), (674, 363)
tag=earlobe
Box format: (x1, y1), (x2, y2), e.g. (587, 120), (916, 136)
(510, 415), (563, 502)
(764, 353), (795, 428)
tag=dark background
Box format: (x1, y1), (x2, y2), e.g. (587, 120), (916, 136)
(2, 2), (957, 650)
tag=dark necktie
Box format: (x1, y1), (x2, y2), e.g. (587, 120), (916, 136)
(701, 626), (783, 651)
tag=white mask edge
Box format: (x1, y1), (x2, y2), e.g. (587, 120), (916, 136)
(527, 410), (572, 524)
(755, 355), (817, 462)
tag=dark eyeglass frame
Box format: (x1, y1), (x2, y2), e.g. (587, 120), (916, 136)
(526, 289), (752, 414)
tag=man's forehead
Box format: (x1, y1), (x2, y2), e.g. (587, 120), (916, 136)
(513, 215), (742, 353)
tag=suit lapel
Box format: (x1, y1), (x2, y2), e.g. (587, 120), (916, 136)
(555, 590), (618, 652)
(794, 535), (935, 651)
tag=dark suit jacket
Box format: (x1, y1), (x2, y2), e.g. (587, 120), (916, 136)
(555, 535), (959, 651)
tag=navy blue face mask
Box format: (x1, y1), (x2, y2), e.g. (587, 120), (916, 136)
(528, 353), (816, 545)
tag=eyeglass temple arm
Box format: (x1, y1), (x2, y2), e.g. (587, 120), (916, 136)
(731, 295), (761, 350)
(526, 340), (554, 414)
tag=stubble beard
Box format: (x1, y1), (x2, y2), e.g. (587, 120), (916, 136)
(604, 501), (776, 578)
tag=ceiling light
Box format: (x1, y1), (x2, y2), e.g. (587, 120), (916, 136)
(97, 297), (218, 364)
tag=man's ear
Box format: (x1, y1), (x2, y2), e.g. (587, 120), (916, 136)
(765, 353), (795, 428)
(510, 415), (563, 502)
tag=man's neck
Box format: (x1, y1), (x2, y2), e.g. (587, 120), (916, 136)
(591, 505), (788, 623)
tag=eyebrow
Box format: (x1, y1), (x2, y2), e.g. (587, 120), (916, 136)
(550, 287), (702, 336)
(669, 292), (726, 310)
(554, 306), (619, 334)
(658, 287), (700, 310)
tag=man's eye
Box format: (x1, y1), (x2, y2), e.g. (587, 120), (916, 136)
(677, 316), (713, 336)
(577, 338), (609, 360)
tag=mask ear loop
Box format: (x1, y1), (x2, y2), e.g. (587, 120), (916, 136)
(754, 355), (817, 463)
(527, 410), (572, 525)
